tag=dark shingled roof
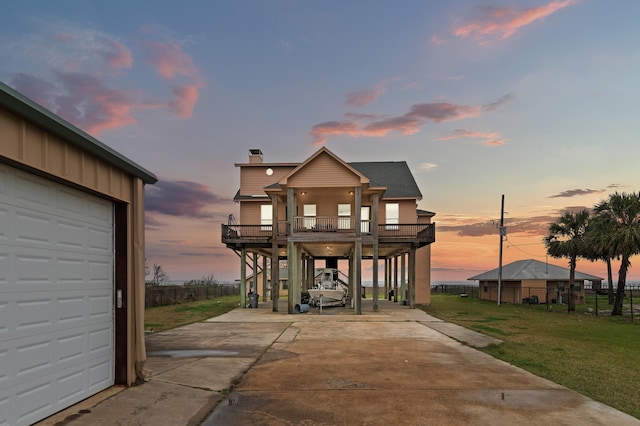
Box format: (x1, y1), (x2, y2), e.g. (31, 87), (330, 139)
(349, 161), (422, 199)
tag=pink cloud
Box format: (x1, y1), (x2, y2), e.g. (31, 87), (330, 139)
(103, 39), (133, 69)
(362, 116), (422, 137)
(453, 0), (577, 43)
(437, 129), (508, 146)
(142, 41), (205, 118)
(168, 84), (200, 118)
(407, 102), (481, 122)
(311, 121), (363, 146)
(345, 78), (399, 107)
(55, 72), (137, 135)
(12, 72), (136, 136)
(52, 30), (133, 74)
(429, 34), (446, 45)
(145, 41), (200, 80)
(311, 99), (494, 145)
(7, 24), (206, 136)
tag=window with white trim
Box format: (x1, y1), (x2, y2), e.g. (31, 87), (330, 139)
(261, 204), (272, 231)
(303, 204), (316, 229)
(386, 202), (399, 230)
(338, 203), (351, 229)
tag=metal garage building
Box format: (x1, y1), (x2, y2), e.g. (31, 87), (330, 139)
(0, 82), (157, 425)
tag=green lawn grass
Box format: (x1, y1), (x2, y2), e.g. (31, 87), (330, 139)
(421, 295), (640, 419)
(144, 295), (239, 332)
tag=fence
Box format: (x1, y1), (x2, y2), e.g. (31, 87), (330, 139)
(457, 283), (639, 321)
(145, 284), (240, 308)
(431, 285), (479, 298)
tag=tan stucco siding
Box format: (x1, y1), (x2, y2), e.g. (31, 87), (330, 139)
(239, 200), (264, 224)
(0, 109), (132, 202)
(287, 154), (360, 187)
(379, 199), (417, 223)
(239, 165), (292, 196)
(296, 188), (360, 216)
(521, 280), (547, 302)
(415, 245), (431, 304)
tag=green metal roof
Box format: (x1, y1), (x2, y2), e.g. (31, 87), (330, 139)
(0, 81), (157, 184)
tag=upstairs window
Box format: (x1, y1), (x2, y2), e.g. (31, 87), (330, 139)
(303, 204), (316, 229)
(386, 203), (399, 230)
(338, 204), (351, 229)
(261, 204), (272, 231)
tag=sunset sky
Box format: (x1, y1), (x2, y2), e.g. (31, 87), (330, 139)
(2, 1), (640, 282)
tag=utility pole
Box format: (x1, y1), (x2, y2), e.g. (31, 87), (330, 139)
(497, 194), (505, 306)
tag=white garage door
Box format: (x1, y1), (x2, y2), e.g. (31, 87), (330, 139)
(0, 163), (114, 426)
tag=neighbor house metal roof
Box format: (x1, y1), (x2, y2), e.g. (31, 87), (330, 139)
(468, 259), (603, 281)
(349, 161), (422, 199)
(0, 81), (157, 184)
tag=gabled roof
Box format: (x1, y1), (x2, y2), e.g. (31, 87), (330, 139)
(278, 147), (369, 186)
(349, 161), (422, 199)
(0, 82), (157, 184)
(235, 147), (424, 200)
(468, 259), (603, 281)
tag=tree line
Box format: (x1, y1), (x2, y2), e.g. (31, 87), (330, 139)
(546, 192), (640, 315)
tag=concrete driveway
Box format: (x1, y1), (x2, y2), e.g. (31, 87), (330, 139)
(39, 299), (639, 425)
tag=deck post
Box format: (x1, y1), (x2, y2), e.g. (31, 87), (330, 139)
(372, 193), (379, 312)
(271, 194), (279, 311)
(354, 186), (362, 314)
(287, 187), (298, 313)
(409, 246), (416, 309)
(252, 252), (258, 294)
(307, 257), (314, 290)
(262, 255), (268, 302)
(394, 256), (398, 303)
(400, 253), (406, 304)
(240, 247), (247, 308)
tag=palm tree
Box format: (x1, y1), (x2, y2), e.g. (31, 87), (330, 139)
(593, 192), (640, 315)
(545, 209), (590, 312)
(584, 212), (617, 304)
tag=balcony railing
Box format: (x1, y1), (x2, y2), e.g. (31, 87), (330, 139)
(222, 218), (435, 245)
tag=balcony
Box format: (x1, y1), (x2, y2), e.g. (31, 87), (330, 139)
(222, 216), (435, 247)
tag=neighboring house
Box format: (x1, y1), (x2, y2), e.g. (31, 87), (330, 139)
(0, 82), (157, 425)
(469, 259), (603, 305)
(222, 147), (435, 314)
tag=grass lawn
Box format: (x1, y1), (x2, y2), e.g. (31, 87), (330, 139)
(144, 295), (239, 332)
(421, 295), (640, 419)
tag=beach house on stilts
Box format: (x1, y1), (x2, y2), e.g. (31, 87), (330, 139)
(222, 148), (436, 314)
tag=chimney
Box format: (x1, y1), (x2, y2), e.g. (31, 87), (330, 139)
(249, 149), (263, 163)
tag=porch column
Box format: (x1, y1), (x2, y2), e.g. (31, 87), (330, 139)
(271, 194), (279, 312)
(301, 253), (307, 291)
(409, 246), (416, 309)
(252, 252), (258, 294)
(287, 187), (299, 313)
(400, 253), (406, 305)
(240, 247), (247, 308)
(354, 186), (362, 314)
(394, 255), (398, 303)
(372, 193), (379, 312)
(385, 259), (390, 299)
(262, 255), (268, 302)
(348, 252), (354, 302)
(307, 257), (315, 290)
